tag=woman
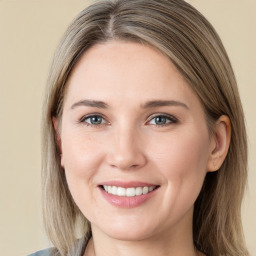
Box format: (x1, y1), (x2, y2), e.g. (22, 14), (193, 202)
(30, 0), (249, 255)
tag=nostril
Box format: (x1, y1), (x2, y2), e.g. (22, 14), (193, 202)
(106, 138), (147, 170)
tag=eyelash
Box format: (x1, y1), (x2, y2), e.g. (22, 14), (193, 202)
(79, 113), (178, 127)
(147, 114), (178, 127)
(79, 114), (109, 128)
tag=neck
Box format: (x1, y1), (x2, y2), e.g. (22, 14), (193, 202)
(84, 212), (202, 256)
(85, 236), (200, 256)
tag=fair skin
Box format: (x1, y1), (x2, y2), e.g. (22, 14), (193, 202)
(53, 41), (231, 256)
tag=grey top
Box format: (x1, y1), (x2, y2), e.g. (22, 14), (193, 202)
(27, 238), (88, 256)
(27, 248), (53, 256)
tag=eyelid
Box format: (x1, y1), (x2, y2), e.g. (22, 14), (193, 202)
(146, 113), (178, 125)
(79, 113), (109, 126)
(77, 112), (178, 127)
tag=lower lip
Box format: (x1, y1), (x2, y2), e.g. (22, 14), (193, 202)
(100, 187), (158, 208)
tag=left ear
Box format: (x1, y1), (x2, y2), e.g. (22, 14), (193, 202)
(207, 115), (231, 172)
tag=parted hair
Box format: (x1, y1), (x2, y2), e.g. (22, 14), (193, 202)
(42, 0), (249, 255)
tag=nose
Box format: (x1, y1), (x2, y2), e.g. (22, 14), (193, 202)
(106, 126), (147, 171)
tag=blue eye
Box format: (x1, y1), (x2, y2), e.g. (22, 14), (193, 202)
(82, 115), (107, 126)
(148, 115), (177, 126)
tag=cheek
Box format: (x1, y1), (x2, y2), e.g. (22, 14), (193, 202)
(150, 126), (210, 174)
(60, 130), (107, 205)
(149, 128), (209, 203)
(60, 131), (107, 216)
(61, 131), (104, 174)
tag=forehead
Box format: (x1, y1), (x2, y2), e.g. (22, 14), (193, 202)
(64, 40), (201, 110)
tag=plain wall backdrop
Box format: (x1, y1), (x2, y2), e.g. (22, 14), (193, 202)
(0, 1), (255, 255)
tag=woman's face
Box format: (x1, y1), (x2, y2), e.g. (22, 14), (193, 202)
(59, 41), (215, 241)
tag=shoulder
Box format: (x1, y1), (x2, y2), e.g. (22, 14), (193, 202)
(27, 248), (55, 256)
(27, 237), (88, 256)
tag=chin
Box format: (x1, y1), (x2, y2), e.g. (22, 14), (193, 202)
(107, 229), (154, 241)
(97, 218), (159, 241)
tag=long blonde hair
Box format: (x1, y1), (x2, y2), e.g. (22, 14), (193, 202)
(42, 0), (248, 255)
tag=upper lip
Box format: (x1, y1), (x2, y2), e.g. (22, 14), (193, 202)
(98, 181), (159, 188)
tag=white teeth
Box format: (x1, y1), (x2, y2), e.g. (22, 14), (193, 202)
(126, 188), (136, 197)
(143, 187), (149, 194)
(117, 187), (126, 196)
(135, 187), (143, 196)
(103, 185), (156, 197)
(149, 186), (154, 192)
(111, 186), (117, 195)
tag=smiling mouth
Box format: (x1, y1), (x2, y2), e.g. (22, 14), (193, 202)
(100, 185), (159, 197)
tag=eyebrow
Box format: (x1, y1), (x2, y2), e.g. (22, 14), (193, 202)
(142, 100), (189, 109)
(70, 99), (188, 110)
(71, 99), (108, 109)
